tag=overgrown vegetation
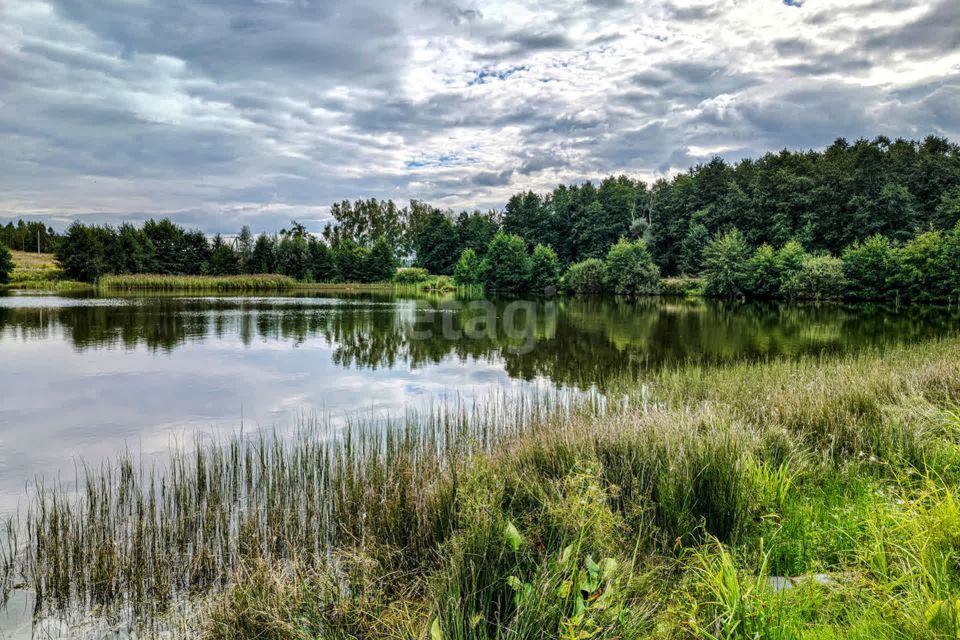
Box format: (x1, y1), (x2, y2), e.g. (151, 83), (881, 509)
(98, 274), (297, 292)
(3, 337), (960, 638)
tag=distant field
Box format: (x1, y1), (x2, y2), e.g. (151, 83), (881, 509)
(10, 250), (61, 281)
(6, 251), (91, 290)
(11, 250), (58, 271)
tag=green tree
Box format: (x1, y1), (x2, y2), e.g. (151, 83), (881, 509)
(333, 239), (368, 283)
(308, 238), (334, 282)
(563, 259), (606, 294)
(0, 242), (13, 284)
(453, 248), (483, 286)
(56, 222), (107, 282)
(236, 226), (254, 271)
(276, 235), (310, 280)
(363, 237), (398, 282)
(481, 232), (531, 293)
(746, 244), (781, 299)
(113, 223), (155, 274)
(208, 235), (240, 275)
(842, 234), (897, 300)
(679, 221), (709, 276)
(408, 202), (459, 274)
(248, 234), (276, 273)
(182, 230), (211, 275)
(604, 238), (660, 295)
(936, 187), (960, 229)
(455, 210), (500, 257)
(702, 229), (751, 298)
(143, 219), (187, 274)
(529, 244), (560, 292)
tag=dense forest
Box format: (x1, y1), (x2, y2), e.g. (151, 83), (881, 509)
(2, 136), (960, 300)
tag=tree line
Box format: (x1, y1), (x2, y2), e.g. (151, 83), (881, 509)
(4, 135), (959, 299)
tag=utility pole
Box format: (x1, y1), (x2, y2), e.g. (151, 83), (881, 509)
(38, 229), (41, 254)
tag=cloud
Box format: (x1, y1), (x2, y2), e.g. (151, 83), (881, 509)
(0, 0), (958, 231)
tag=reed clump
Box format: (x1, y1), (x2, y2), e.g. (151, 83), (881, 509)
(98, 274), (297, 292)
(2, 338), (960, 638)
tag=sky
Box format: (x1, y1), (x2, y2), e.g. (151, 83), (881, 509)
(0, 0), (958, 234)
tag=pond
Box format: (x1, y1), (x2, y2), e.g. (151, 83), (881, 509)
(0, 289), (958, 518)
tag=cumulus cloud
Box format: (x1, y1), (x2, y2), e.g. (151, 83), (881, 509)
(0, 0), (957, 232)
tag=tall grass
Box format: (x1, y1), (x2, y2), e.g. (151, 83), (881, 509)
(99, 274), (297, 292)
(2, 338), (960, 637)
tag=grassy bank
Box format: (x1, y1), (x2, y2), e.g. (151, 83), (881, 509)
(3, 338), (960, 638)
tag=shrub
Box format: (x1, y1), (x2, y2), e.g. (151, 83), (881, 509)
(660, 276), (703, 297)
(563, 259), (606, 294)
(393, 267), (431, 284)
(604, 237), (660, 295)
(702, 229), (751, 298)
(482, 232), (531, 293)
(842, 234), (896, 300)
(529, 244), (560, 293)
(774, 240), (807, 291)
(453, 248), (484, 286)
(781, 255), (847, 300)
(746, 244), (780, 299)
(0, 243), (12, 285)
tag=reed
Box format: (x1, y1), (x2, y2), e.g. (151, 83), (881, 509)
(98, 274), (297, 292)
(2, 338), (960, 637)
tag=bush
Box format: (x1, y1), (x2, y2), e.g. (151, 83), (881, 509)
(604, 237), (660, 295)
(660, 276), (703, 297)
(393, 267), (431, 284)
(842, 234), (896, 300)
(781, 255), (847, 300)
(482, 232), (531, 293)
(453, 248), (484, 286)
(0, 243), (12, 285)
(746, 244), (780, 299)
(774, 240), (806, 290)
(563, 259), (606, 294)
(702, 229), (751, 298)
(529, 244), (560, 292)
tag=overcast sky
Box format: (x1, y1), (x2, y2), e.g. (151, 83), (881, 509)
(1, 0), (958, 233)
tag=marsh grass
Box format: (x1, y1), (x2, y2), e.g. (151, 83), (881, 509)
(99, 274), (297, 291)
(2, 338), (960, 637)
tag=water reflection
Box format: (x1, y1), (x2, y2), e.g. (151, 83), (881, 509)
(1, 294), (957, 388)
(0, 291), (957, 515)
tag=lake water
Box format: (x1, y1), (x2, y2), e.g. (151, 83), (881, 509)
(0, 289), (958, 517)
